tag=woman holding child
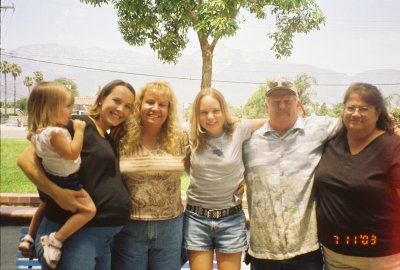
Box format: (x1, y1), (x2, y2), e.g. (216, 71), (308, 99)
(17, 80), (136, 270)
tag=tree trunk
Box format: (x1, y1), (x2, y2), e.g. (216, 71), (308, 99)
(198, 36), (217, 90)
(200, 45), (214, 89)
(14, 77), (16, 114)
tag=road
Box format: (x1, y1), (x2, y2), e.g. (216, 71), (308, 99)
(0, 125), (28, 139)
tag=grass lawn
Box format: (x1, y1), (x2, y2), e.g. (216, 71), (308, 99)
(1, 138), (191, 194)
(1, 139), (36, 193)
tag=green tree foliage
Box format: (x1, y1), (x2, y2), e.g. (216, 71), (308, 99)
(11, 63), (22, 114)
(229, 104), (243, 119)
(23, 76), (34, 94)
(330, 102), (344, 118)
(294, 73), (316, 107)
(390, 107), (400, 128)
(82, 0), (325, 88)
(33, 71), (44, 85)
(0, 60), (12, 114)
(314, 102), (329, 116)
(385, 93), (400, 109)
(241, 84), (267, 119)
(54, 77), (80, 96)
(16, 98), (28, 113)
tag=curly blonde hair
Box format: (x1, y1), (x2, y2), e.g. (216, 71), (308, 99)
(190, 87), (238, 152)
(121, 81), (185, 156)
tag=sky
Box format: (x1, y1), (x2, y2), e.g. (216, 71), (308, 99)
(1, 0), (400, 105)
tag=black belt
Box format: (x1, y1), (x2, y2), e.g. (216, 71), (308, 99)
(186, 204), (242, 219)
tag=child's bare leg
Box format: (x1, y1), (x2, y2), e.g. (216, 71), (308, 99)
(54, 189), (96, 242)
(28, 201), (46, 237)
(19, 201), (46, 256)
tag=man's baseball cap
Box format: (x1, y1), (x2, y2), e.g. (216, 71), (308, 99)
(265, 80), (298, 97)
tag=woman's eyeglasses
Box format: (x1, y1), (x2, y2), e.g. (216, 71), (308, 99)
(345, 106), (372, 115)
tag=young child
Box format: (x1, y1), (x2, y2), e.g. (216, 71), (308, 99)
(18, 82), (96, 269)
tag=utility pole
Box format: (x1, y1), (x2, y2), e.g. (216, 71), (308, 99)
(0, 3), (15, 113)
(0, 3), (15, 51)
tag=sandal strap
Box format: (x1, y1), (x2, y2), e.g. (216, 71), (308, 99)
(22, 234), (34, 244)
(48, 233), (63, 249)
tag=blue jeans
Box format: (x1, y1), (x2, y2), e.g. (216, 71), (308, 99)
(35, 216), (123, 270)
(250, 249), (324, 270)
(111, 214), (184, 270)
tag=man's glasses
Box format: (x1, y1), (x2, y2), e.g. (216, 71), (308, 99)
(268, 80), (294, 89)
(344, 106), (372, 115)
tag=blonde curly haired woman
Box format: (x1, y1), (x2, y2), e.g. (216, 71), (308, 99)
(112, 81), (189, 270)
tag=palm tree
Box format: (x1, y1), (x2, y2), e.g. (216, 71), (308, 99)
(54, 77), (80, 97)
(33, 71), (44, 85)
(0, 61), (12, 115)
(293, 73), (317, 115)
(11, 64), (22, 114)
(23, 76), (34, 94)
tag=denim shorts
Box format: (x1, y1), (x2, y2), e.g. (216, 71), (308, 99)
(183, 209), (248, 253)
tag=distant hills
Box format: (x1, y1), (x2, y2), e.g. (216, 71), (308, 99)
(3, 44), (400, 107)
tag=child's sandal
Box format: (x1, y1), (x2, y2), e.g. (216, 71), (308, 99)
(41, 233), (62, 269)
(18, 234), (35, 258)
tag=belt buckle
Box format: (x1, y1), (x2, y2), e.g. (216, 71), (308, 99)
(207, 209), (221, 219)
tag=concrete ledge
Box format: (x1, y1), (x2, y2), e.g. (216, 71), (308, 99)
(0, 205), (36, 225)
(0, 193), (249, 227)
(0, 193), (40, 206)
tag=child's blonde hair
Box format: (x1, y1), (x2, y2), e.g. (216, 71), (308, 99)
(27, 82), (73, 132)
(190, 87), (238, 152)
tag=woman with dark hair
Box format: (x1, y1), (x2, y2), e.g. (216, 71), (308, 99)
(315, 83), (400, 269)
(17, 80), (136, 270)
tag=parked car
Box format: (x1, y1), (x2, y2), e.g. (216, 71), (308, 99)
(5, 118), (21, 127)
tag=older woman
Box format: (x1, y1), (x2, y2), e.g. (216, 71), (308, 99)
(112, 81), (189, 270)
(315, 83), (400, 270)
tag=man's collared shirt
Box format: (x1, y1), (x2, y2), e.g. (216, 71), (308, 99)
(243, 116), (338, 260)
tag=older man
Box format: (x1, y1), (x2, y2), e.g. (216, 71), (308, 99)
(243, 80), (339, 270)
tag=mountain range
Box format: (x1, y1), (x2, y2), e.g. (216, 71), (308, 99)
(3, 44), (400, 108)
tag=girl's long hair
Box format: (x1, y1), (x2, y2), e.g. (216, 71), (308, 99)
(27, 82), (73, 132)
(189, 87), (238, 152)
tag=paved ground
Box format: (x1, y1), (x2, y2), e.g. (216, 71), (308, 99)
(1, 225), (20, 270)
(1, 224), (250, 270)
(0, 125), (28, 139)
